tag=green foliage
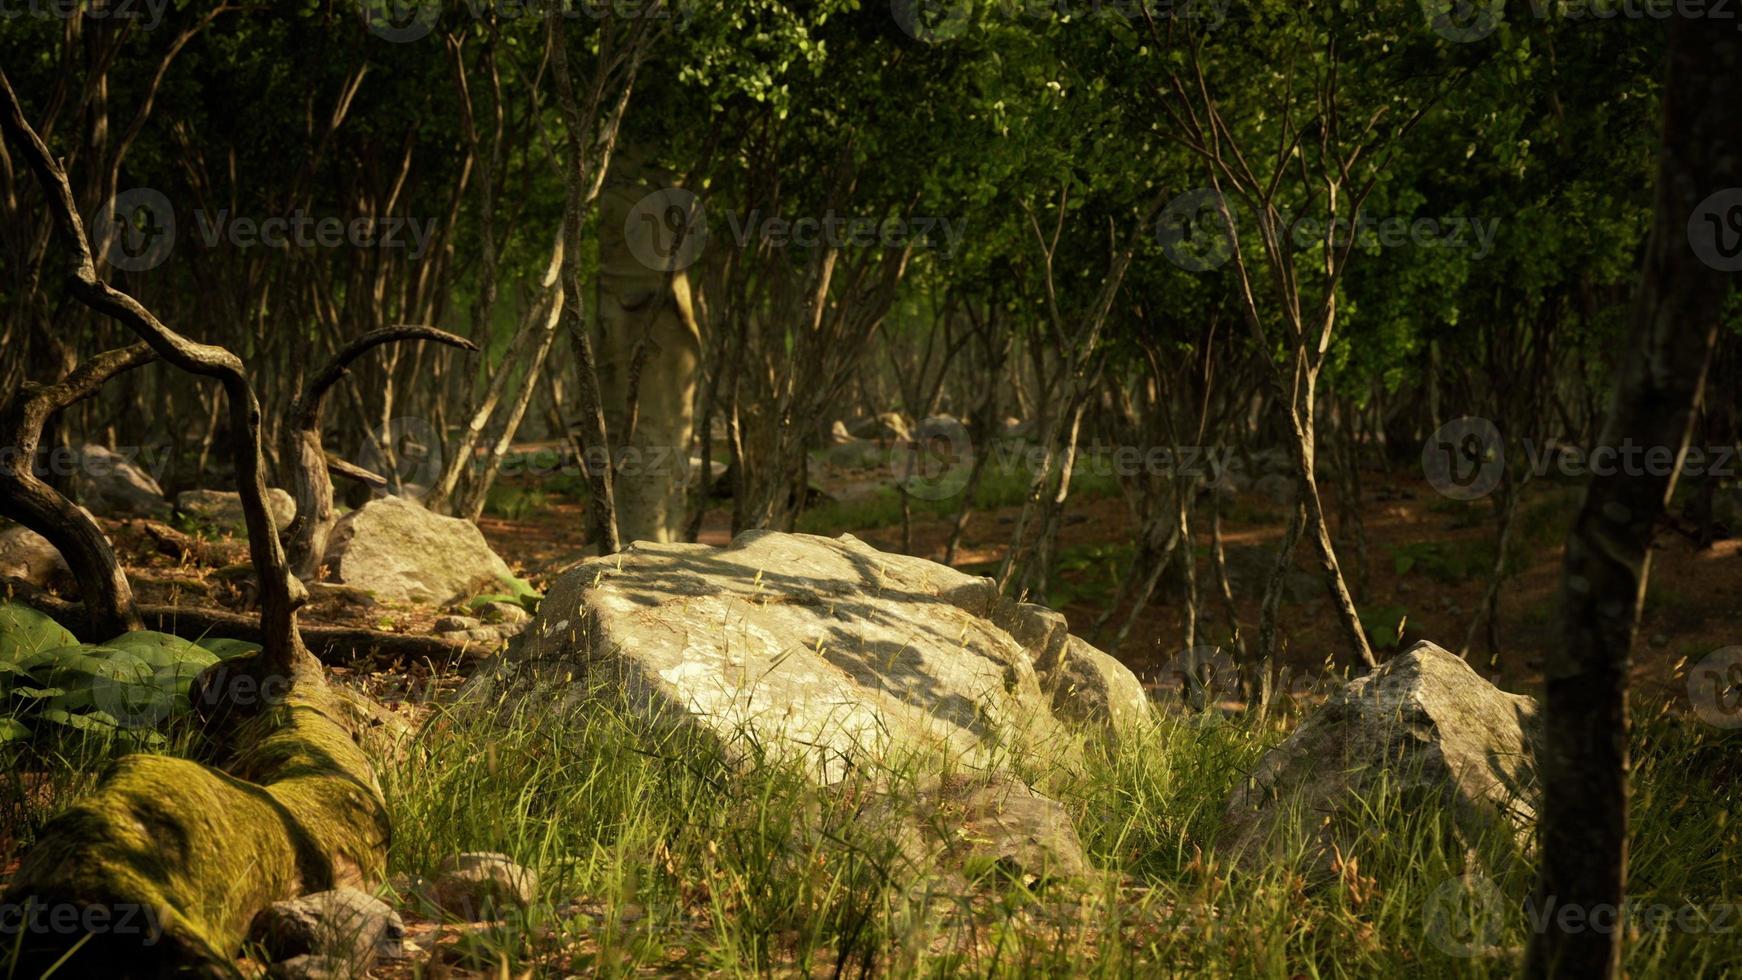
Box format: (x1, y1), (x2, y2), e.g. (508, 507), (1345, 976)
(1359, 603), (1412, 651)
(1390, 539), (1504, 584)
(470, 574), (544, 616)
(0, 605), (253, 747)
(484, 483), (552, 521)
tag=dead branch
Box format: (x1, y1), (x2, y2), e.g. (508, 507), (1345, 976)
(0, 342), (157, 637)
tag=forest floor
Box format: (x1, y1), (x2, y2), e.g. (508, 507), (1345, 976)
(5, 445), (1739, 977)
(471, 445), (1740, 711)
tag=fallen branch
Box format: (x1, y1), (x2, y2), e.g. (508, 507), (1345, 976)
(1, 578), (487, 667)
(326, 452), (388, 488)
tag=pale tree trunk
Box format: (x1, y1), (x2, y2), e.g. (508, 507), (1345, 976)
(593, 146), (703, 544)
(1527, 17), (1740, 979)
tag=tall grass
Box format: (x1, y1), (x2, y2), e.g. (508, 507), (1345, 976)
(6, 688), (1739, 976)
(373, 693), (1741, 977)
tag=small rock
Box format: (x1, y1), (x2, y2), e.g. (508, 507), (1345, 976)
(828, 419), (860, 445)
(427, 852), (538, 918)
(857, 771), (1092, 891)
(846, 412), (911, 443)
(249, 888), (404, 975)
(68, 444), (170, 517)
(434, 614), (483, 633)
(1042, 636), (1153, 743)
(479, 601), (531, 625)
(176, 488), (297, 534)
(0, 525), (69, 588)
(1220, 641), (1538, 878)
(322, 495), (516, 605)
(1650, 633), (1669, 649)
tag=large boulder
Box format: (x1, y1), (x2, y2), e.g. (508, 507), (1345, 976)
(320, 495), (515, 605)
(463, 530), (1148, 781)
(0, 525), (69, 588)
(1220, 642), (1539, 875)
(176, 488), (297, 535)
(68, 444), (169, 517)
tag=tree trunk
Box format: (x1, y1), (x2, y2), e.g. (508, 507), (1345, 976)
(1526, 18), (1740, 979)
(592, 147), (703, 544)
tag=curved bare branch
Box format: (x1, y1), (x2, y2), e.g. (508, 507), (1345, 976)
(0, 342), (156, 637)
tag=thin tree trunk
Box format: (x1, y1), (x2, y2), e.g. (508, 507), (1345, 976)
(1527, 17), (1739, 978)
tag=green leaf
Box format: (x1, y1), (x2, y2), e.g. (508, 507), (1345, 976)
(0, 601), (78, 669)
(195, 637), (263, 660)
(105, 631), (220, 672)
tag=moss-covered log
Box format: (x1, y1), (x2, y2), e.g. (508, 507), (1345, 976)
(1, 666), (389, 976)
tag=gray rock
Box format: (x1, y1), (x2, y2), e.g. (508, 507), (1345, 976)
(1220, 641), (1538, 876)
(853, 771), (1091, 892)
(846, 412), (912, 443)
(176, 488), (297, 534)
(478, 600), (531, 625)
(249, 888), (404, 976)
(426, 852), (538, 918)
(0, 525), (68, 588)
(828, 419), (860, 445)
(466, 530), (1093, 782)
(321, 495), (516, 605)
(68, 444), (169, 517)
(434, 614), (483, 633)
(914, 414), (968, 446)
(1042, 636), (1153, 741)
